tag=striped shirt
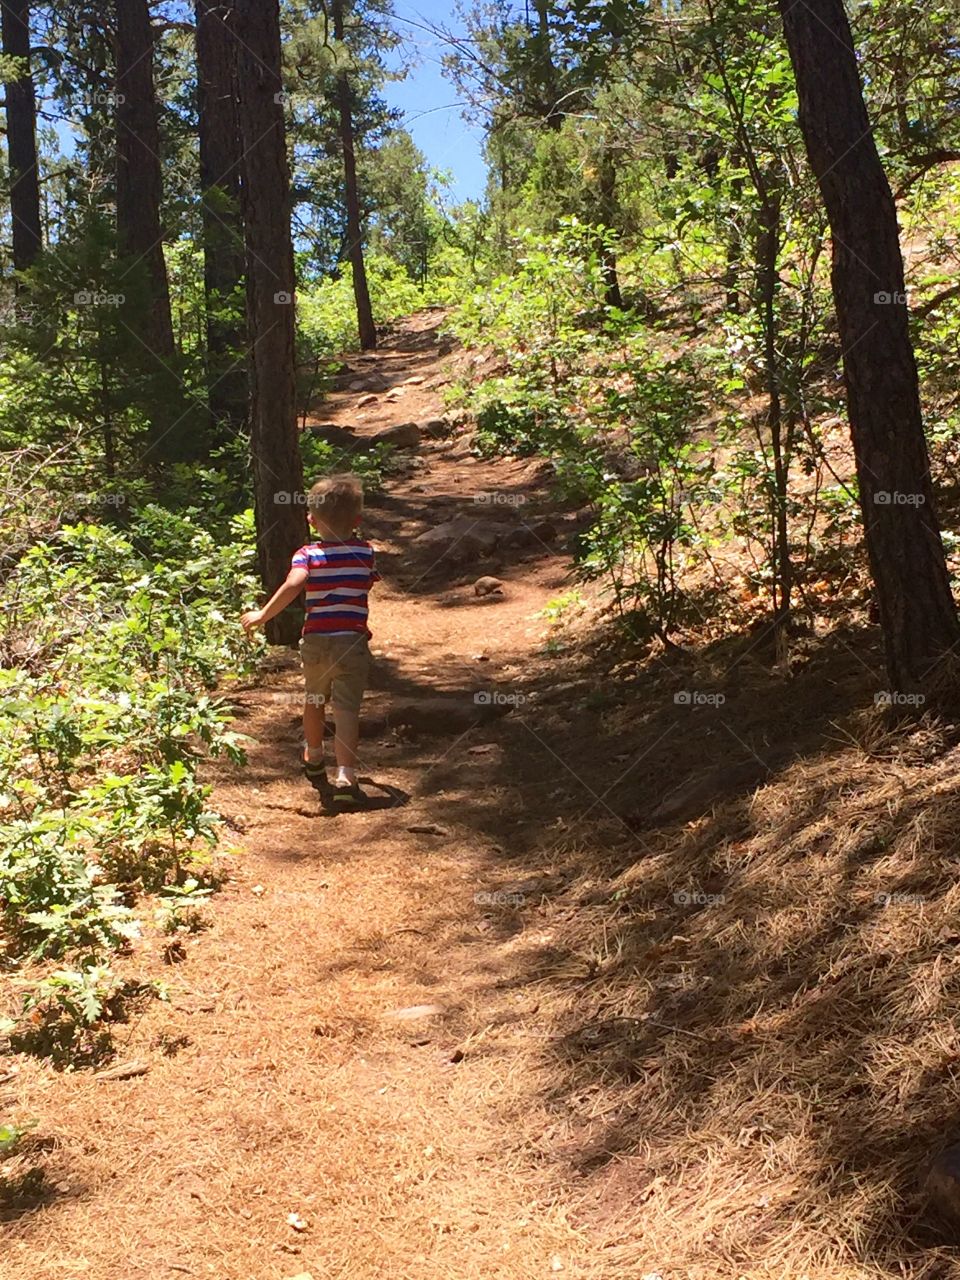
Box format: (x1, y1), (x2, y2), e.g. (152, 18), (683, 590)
(291, 538), (378, 637)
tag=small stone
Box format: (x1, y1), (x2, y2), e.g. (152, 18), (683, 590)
(371, 422), (420, 450)
(356, 394), (377, 407)
(531, 519), (558, 542)
(474, 576), (504, 597)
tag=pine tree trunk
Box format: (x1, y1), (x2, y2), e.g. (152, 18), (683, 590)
(115, 0), (175, 359)
(1, 0), (42, 271)
(532, 0), (561, 131)
(233, 0), (305, 646)
(195, 0), (247, 437)
(332, 0), (376, 351)
(778, 0), (960, 701)
(597, 144), (622, 310)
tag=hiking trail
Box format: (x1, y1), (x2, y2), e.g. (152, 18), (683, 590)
(7, 311), (619, 1280)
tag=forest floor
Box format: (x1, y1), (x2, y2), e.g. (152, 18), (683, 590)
(7, 311), (960, 1280)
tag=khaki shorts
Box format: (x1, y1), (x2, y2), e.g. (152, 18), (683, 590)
(299, 633), (370, 713)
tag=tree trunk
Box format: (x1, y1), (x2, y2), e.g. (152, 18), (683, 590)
(723, 167), (744, 314)
(597, 143), (623, 310)
(755, 174), (792, 659)
(234, 0), (305, 646)
(1, 0), (42, 271)
(532, 0), (561, 131)
(115, 0), (175, 359)
(778, 0), (960, 701)
(195, 0), (247, 436)
(332, 0), (376, 351)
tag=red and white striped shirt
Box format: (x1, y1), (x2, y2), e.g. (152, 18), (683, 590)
(292, 538), (378, 637)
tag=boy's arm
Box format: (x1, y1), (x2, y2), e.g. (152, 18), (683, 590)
(241, 566), (308, 631)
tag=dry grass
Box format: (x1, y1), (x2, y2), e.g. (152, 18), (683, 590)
(467, 717), (960, 1280)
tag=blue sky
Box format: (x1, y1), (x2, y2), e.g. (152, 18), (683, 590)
(382, 1), (489, 202)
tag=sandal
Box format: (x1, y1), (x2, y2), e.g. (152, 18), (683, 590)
(302, 752), (330, 791)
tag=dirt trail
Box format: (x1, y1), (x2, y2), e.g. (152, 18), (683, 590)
(5, 312), (613, 1279)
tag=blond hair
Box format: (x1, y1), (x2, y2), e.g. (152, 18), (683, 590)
(307, 473), (363, 538)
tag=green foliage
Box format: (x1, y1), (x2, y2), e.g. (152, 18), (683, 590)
(1, 964), (151, 1068)
(155, 878), (212, 935)
(451, 221), (724, 635)
(299, 433), (393, 492)
(0, 508), (254, 1061)
(0, 219), (207, 468)
(0, 1119), (36, 1157)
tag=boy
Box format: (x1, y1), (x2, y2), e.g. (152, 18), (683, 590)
(241, 474), (377, 803)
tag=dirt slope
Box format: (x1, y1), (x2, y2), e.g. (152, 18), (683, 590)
(1, 312), (601, 1280)
(7, 310), (960, 1280)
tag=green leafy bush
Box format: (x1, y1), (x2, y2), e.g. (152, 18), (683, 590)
(0, 507), (254, 1061)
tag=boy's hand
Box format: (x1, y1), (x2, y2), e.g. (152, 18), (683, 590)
(240, 609), (265, 632)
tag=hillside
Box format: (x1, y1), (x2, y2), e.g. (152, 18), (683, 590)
(4, 312), (960, 1280)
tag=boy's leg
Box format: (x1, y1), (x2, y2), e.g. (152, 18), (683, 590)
(329, 636), (369, 788)
(303, 694), (326, 761)
(331, 707), (360, 771)
(299, 636), (334, 779)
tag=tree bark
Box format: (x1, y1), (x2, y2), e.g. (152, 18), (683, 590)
(234, 0), (305, 645)
(332, 0), (376, 350)
(1, 0), (42, 271)
(195, 0), (247, 436)
(115, 0), (175, 359)
(778, 0), (960, 700)
(755, 173), (792, 658)
(597, 142), (622, 310)
(532, 0), (562, 130)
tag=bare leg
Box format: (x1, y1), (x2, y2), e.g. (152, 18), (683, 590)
(303, 696), (325, 759)
(332, 707), (360, 772)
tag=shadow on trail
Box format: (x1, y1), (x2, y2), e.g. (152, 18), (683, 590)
(301, 615), (960, 1276)
(310, 777), (411, 817)
(254, 310), (959, 1272)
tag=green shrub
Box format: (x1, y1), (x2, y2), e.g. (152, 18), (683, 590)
(0, 507), (253, 1061)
